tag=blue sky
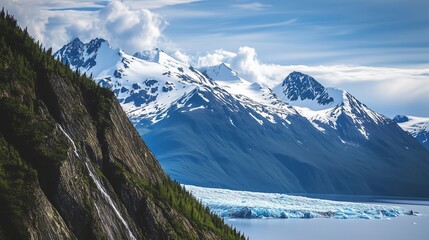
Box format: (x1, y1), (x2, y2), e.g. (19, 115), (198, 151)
(155, 0), (429, 67)
(3, 0), (429, 116)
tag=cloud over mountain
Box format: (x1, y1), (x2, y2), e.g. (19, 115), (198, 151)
(196, 47), (429, 117)
(3, 0), (429, 117)
(3, 0), (166, 53)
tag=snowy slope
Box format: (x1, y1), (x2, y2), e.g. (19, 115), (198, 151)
(55, 39), (301, 129)
(55, 39), (429, 197)
(199, 63), (241, 82)
(273, 71), (388, 139)
(185, 185), (411, 219)
(200, 66), (298, 124)
(55, 38), (215, 125)
(393, 115), (429, 151)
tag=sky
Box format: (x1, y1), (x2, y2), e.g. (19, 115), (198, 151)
(2, 0), (429, 117)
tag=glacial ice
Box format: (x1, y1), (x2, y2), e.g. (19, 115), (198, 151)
(185, 185), (410, 219)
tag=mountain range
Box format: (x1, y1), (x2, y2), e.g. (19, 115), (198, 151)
(55, 38), (429, 198)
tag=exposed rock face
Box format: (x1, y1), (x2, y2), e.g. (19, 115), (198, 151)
(0, 11), (243, 240)
(278, 71), (334, 105)
(2, 71), (230, 239)
(26, 187), (75, 240)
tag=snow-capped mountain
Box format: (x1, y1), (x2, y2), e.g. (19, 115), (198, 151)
(199, 63), (241, 82)
(55, 38), (429, 197)
(393, 115), (429, 151)
(273, 71), (388, 140)
(55, 37), (214, 125)
(273, 71), (339, 108)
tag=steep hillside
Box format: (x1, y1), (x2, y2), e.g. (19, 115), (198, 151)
(0, 11), (245, 240)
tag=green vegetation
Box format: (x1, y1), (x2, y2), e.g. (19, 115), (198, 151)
(153, 177), (246, 239)
(0, 8), (116, 238)
(107, 160), (246, 239)
(0, 135), (36, 240)
(0, 8), (245, 239)
(0, 8), (67, 239)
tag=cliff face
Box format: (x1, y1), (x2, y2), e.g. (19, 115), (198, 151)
(0, 11), (243, 240)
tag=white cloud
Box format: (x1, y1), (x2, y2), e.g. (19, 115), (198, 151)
(124, 0), (201, 9)
(232, 2), (272, 11)
(97, 1), (166, 53)
(2, 1), (50, 46)
(172, 50), (191, 64)
(229, 47), (267, 83)
(3, 0), (169, 53)
(226, 19), (297, 31)
(197, 46), (280, 84)
(197, 49), (237, 67)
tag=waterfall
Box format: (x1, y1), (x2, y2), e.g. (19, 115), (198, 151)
(58, 124), (137, 240)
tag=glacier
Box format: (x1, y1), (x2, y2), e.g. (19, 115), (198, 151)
(185, 185), (412, 220)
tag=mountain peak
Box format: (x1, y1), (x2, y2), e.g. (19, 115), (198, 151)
(86, 38), (109, 54)
(199, 63), (240, 82)
(220, 62), (229, 68)
(90, 37), (107, 43)
(70, 37), (83, 45)
(156, 50), (173, 63)
(276, 71), (334, 105)
(54, 37), (85, 66)
(54, 37), (118, 73)
(393, 115), (410, 123)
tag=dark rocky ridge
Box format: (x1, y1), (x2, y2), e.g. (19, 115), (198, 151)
(280, 71), (334, 105)
(0, 11), (244, 240)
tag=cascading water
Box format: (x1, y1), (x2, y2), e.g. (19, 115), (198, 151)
(58, 124), (136, 240)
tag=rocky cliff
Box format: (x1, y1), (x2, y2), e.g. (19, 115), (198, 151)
(0, 10), (244, 240)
